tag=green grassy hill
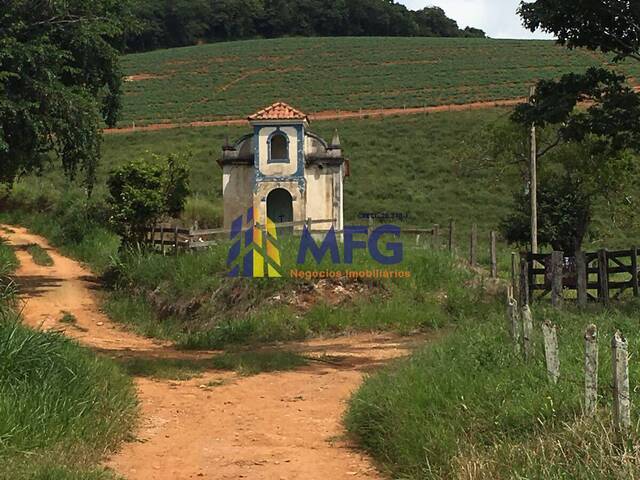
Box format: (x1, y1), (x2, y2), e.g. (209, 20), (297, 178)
(120, 37), (627, 127)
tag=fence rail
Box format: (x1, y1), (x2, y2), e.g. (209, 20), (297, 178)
(523, 247), (640, 305)
(140, 218), (486, 254)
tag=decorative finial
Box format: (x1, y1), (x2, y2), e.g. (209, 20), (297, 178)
(331, 128), (341, 147)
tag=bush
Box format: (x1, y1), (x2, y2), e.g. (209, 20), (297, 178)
(107, 155), (190, 244)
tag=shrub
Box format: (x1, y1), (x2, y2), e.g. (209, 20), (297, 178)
(107, 155), (190, 244)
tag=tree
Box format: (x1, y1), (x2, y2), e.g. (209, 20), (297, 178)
(499, 68), (640, 253)
(123, 0), (484, 51)
(0, 0), (132, 192)
(519, 0), (640, 61)
(502, 174), (591, 254)
(107, 156), (190, 244)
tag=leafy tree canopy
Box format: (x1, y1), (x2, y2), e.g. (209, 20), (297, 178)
(125, 0), (486, 52)
(519, 0), (640, 61)
(497, 66), (640, 253)
(0, 0), (132, 190)
(512, 67), (640, 155)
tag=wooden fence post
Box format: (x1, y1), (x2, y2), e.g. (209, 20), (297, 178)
(511, 252), (517, 300)
(433, 224), (440, 249)
(584, 324), (598, 416)
(448, 219), (455, 254)
(542, 320), (560, 384)
(576, 251), (588, 309)
(519, 254), (529, 307)
(551, 251), (564, 309)
(521, 304), (534, 361)
(507, 297), (521, 354)
(490, 231), (497, 279)
(173, 226), (179, 255)
(598, 249), (609, 306)
(632, 246), (639, 297)
(611, 331), (631, 432)
(470, 224), (477, 266)
(160, 225), (165, 255)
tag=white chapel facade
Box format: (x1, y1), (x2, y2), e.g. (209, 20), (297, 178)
(219, 102), (347, 230)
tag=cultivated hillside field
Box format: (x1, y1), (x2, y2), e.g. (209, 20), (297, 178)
(119, 37), (637, 127)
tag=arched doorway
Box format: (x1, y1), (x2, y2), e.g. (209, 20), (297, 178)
(267, 188), (293, 226)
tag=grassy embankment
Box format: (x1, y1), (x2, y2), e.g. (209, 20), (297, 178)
(345, 289), (640, 479)
(0, 240), (137, 480)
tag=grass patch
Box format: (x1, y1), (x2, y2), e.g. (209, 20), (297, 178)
(100, 236), (477, 349)
(59, 311), (77, 324)
(345, 300), (640, 479)
(0, 237), (137, 479)
(0, 319), (137, 479)
(25, 243), (54, 266)
(116, 350), (308, 380)
(210, 350), (308, 376)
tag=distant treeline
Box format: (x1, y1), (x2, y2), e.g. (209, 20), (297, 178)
(125, 0), (486, 52)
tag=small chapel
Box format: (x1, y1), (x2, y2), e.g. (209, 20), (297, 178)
(219, 102), (348, 231)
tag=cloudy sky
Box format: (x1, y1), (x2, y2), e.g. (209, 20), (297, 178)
(397, 0), (554, 39)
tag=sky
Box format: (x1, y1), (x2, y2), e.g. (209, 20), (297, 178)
(397, 0), (554, 39)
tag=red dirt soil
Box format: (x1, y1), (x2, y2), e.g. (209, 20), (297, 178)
(104, 97), (527, 135)
(1, 224), (428, 480)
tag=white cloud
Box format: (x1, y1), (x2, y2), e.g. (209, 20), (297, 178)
(397, 0), (554, 39)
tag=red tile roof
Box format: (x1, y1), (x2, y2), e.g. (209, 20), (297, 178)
(248, 102), (308, 122)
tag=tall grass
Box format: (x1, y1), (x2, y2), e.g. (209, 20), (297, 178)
(0, 239), (137, 479)
(102, 235), (478, 349)
(345, 299), (640, 479)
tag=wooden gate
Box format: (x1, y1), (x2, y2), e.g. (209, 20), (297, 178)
(524, 248), (640, 304)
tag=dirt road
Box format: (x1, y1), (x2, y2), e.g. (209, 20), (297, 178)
(103, 97), (527, 135)
(2, 225), (424, 480)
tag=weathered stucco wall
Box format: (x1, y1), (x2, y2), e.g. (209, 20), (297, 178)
(257, 126), (300, 177)
(222, 165), (254, 229)
(305, 165), (338, 230)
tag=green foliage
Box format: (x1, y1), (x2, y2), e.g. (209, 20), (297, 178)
(182, 196), (223, 228)
(500, 67), (640, 253)
(100, 235), (476, 349)
(0, 0), (132, 191)
(519, 0), (640, 62)
(0, 234), (136, 479)
(107, 155), (190, 243)
(25, 244), (54, 267)
(0, 320), (137, 479)
(116, 350), (307, 380)
(513, 67), (640, 155)
(124, 0), (484, 52)
(346, 302), (640, 479)
(0, 184), (119, 273)
(502, 175), (591, 254)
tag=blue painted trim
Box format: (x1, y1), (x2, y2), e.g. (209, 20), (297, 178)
(267, 128), (290, 164)
(252, 124), (307, 194)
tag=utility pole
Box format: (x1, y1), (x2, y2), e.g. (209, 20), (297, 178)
(530, 85), (538, 254)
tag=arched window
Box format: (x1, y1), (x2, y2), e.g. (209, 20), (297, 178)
(268, 131), (289, 163)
